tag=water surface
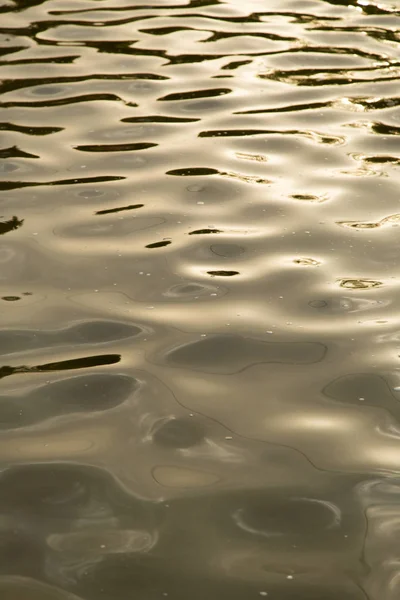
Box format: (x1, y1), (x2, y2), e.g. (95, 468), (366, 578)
(1, 0), (400, 598)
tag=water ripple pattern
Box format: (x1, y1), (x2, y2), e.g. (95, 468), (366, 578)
(0, 0), (400, 598)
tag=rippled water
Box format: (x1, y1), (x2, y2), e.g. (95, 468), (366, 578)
(1, 0), (400, 598)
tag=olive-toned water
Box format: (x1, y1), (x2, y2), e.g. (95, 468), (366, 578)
(0, 0), (400, 598)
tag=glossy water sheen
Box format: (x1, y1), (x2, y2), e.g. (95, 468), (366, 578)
(0, 0), (400, 598)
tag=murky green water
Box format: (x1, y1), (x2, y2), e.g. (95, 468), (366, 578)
(0, 0), (400, 598)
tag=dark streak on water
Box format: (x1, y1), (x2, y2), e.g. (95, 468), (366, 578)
(0, 0), (400, 598)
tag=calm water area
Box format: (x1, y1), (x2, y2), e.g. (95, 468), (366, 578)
(0, 0), (400, 598)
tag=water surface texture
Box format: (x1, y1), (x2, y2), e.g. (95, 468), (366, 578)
(1, 0), (400, 598)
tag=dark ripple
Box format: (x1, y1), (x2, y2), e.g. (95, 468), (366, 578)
(146, 240), (171, 249)
(0, 93), (137, 109)
(74, 142), (158, 153)
(163, 281), (225, 300)
(189, 228), (222, 235)
(167, 167), (218, 176)
(0, 373), (137, 429)
(0, 217), (23, 235)
(121, 115), (200, 123)
(236, 100), (332, 115)
(0, 320), (142, 356)
(322, 0), (399, 16)
(0, 354), (121, 381)
(0, 462), (160, 522)
(371, 122), (400, 136)
(323, 373), (400, 420)
(207, 270), (239, 277)
(364, 156), (400, 165)
(0, 74), (165, 95)
(164, 335), (326, 373)
(0, 175), (125, 191)
(347, 96), (400, 111)
(158, 88), (231, 101)
(95, 203), (144, 216)
(0, 54), (80, 65)
(230, 494), (343, 538)
(0, 45), (27, 56)
(198, 129), (344, 144)
(0, 146), (38, 159)
(0, 122), (63, 135)
(263, 67), (399, 87)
